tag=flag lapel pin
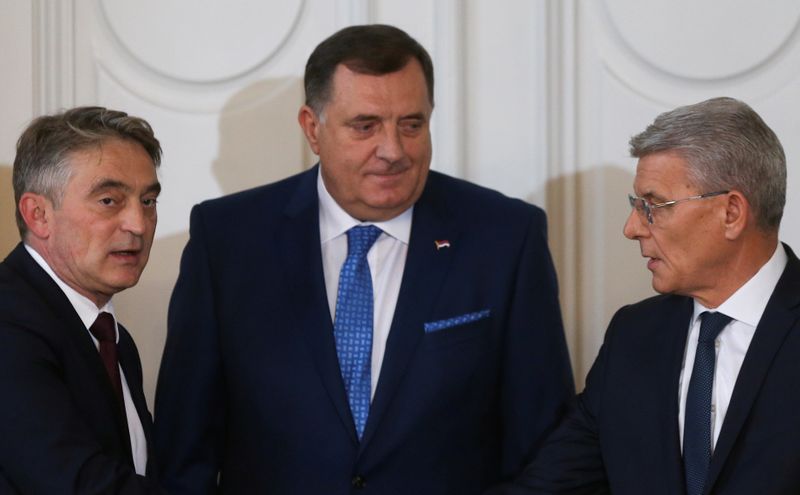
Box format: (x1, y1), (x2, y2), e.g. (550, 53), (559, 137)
(434, 239), (451, 250)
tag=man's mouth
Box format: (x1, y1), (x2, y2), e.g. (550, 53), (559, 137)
(369, 168), (407, 177)
(110, 249), (141, 260)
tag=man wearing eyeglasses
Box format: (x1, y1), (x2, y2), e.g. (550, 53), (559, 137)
(490, 97), (800, 495)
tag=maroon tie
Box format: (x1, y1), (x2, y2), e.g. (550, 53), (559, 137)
(89, 312), (124, 404)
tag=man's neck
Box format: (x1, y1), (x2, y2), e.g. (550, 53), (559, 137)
(694, 234), (779, 308)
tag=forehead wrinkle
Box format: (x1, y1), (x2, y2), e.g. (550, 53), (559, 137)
(632, 175), (660, 199)
(634, 171), (682, 201)
(328, 63), (430, 119)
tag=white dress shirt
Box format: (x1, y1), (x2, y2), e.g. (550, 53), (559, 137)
(25, 244), (148, 475)
(317, 170), (412, 397)
(678, 243), (787, 451)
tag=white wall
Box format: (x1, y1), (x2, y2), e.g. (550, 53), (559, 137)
(1, 0), (799, 403)
(0, 0), (33, 257)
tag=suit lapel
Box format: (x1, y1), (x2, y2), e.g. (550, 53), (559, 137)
(278, 167), (358, 442)
(706, 246), (800, 491)
(660, 296), (694, 495)
(280, 170), (460, 446)
(5, 244), (135, 462)
(7, 245), (100, 364)
(360, 174), (459, 448)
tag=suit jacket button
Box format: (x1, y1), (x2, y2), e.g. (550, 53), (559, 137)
(352, 475), (366, 489)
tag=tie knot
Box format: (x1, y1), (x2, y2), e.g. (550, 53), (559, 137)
(90, 312), (116, 343)
(347, 225), (382, 258)
(698, 311), (732, 343)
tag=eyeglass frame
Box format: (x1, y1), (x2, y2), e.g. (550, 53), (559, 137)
(628, 190), (730, 224)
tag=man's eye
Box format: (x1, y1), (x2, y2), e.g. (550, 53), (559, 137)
(401, 121), (422, 132)
(99, 197), (115, 206)
(354, 123), (374, 133)
(142, 198), (158, 208)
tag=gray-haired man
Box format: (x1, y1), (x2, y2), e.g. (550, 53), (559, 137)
(494, 97), (800, 495)
(0, 107), (165, 493)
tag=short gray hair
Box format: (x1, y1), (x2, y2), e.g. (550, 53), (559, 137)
(13, 106), (161, 238)
(629, 97), (785, 232)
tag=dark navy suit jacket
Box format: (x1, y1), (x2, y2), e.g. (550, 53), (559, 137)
(0, 244), (162, 494)
(155, 167), (574, 494)
(494, 244), (800, 495)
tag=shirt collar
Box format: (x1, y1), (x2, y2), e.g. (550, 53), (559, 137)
(692, 243), (788, 327)
(24, 244), (117, 335)
(317, 166), (413, 244)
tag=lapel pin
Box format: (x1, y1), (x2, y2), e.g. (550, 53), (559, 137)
(434, 239), (451, 250)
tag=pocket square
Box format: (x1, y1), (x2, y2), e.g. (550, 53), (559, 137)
(424, 309), (491, 333)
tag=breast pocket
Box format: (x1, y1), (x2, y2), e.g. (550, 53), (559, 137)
(422, 311), (492, 351)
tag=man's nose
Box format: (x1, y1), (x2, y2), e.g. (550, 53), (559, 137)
(623, 208), (648, 240)
(120, 202), (148, 236)
(376, 127), (404, 163)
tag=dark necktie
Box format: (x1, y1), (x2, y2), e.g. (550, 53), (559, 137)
(333, 225), (382, 439)
(89, 312), (124, 405)
(684, 311), (732, 495)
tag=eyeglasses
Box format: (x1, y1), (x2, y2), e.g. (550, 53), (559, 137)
(628, 190), (729, 224)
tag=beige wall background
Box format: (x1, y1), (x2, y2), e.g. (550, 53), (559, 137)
(2, 0), (800, 406)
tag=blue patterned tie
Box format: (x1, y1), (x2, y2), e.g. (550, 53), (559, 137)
(334, 225), (382, 439)
(684, 311), (732, 495)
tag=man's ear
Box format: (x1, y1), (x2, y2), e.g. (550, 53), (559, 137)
(723, 190), (749, 240)
(298, 105), (322, 155)
(18, 192), (52, 239)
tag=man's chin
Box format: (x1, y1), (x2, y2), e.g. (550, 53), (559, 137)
(650, 277), (672, 295)
(105, 271), (145, 293)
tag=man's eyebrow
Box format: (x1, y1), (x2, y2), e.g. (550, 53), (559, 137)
(145, 182), (162, 196)
(89, 179), (130, 195)
(89, 179), (162, 196)
(399, 112), (427, 121)
(347, 114), (381, 123)
(641, 191), (668, 202)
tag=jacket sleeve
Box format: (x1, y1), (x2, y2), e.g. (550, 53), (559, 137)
(154, 204), (226, 494)
(498, 209), (576, 478)
(489, 307), (623, 495)
(0, 321), (165, 494)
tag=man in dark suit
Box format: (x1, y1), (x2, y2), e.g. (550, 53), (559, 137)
(154, 24), (573, 494)
(494, 97), (800, 495)
(0, 107), (165, 493)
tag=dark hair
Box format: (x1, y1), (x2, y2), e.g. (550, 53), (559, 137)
(629, 97), (785, 231)
(304, 24), (434, 114)
(13, 106), (162, 237)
